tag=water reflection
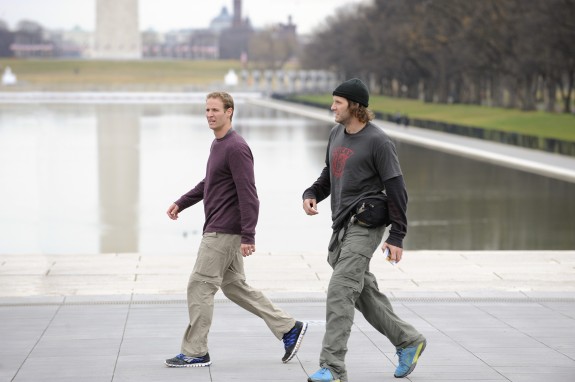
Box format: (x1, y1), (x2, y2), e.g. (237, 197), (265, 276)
(97, 106), (140, 253)
(0, 102), (573, 254)
(400, 142), (575, 249)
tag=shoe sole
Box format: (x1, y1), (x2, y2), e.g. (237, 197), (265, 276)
(164, 361), (212, 368)
(282, 321), (308, 363)
(307, 372), (341, 382)
(394, 340), (426, 378)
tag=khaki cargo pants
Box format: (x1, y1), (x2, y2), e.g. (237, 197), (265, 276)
(181, 232), (295, 357)
(319, 224), (425, 382)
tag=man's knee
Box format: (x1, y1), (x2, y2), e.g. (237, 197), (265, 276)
(220, 278), (247, 299)
(188, 279), (219, 298)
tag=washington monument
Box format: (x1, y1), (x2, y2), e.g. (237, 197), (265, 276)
(93, 0), (141, 59)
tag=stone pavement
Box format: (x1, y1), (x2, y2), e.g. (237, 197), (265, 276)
(1, 251), (575, 297)
(1, 250), (574, 382)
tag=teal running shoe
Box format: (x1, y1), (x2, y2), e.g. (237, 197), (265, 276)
(308, 367), (340, 382)
(394, 339), (426, 378)
(164, 352), (211, 367)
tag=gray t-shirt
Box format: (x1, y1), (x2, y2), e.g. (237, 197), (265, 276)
(313, 122), (402, 229)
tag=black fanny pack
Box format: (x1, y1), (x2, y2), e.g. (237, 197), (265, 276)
(352, 197), (390, 228)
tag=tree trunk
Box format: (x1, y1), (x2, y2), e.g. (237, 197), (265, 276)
(406, 80), (419, 99)
(423, 78), (434, 103)
(521, 75), (537, 111)
(470, 75), (481, 105)
(437, 58), (449, 103)
(507, 79), (518, 109)
(545, 79), (557, 112)
(491, 74), (505, 107)
(381, 77), (393, 96)
(452, 76), (463, 104)
(559, 70), (574, 114)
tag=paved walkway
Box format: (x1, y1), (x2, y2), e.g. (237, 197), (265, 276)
(1, 251), (575, 298)
(1, 251), (574, 382)
(1, 96), (574, 381)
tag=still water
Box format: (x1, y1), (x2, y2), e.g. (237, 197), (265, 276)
(0, 102), (574, 254)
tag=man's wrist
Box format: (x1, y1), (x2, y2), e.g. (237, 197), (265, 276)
(386, 236), (403, 248)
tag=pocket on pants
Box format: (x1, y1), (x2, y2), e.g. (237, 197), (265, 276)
(344, 225), (375, 258)
(331, 250), (370, 292)
(191, 234), (227, 284)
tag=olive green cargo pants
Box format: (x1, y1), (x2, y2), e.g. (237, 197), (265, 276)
(319, 224), (425, 381)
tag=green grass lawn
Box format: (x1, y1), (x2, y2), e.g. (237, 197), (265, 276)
(0, 59), (242, 86)
(296, 94), (575, 142)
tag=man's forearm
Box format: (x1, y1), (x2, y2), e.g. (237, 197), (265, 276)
(384, 175), (408, 247)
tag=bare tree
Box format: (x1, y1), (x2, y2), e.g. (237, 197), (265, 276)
(248, 27), (299, 70)
(0, 19), (14, 57)
(299, 0), (575, 113)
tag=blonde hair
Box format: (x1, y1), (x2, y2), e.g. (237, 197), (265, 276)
(348, 101), (374, 123)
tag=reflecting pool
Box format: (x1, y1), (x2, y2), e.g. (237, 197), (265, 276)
(0, 102), (573, 254)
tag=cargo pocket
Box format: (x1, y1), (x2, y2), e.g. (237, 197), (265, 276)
(191, 232), (226, 284)
(331, 250), (370, 293)
(344, 225), (375, 259)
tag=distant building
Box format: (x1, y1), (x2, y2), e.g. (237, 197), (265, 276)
(10, 20), (53, 58)
(48, 27), (92, 57)
(4, 0), (300, 60)
(141, 1), (252, 60)
(189, 31), (219, 59)
(210, 6), (233, 32)
(0, 19), (14, 57)
(218, 0), (253, 59)
(278, 15), (297, 38)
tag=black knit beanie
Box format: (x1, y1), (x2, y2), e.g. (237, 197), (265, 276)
(332, 78), (369, 107)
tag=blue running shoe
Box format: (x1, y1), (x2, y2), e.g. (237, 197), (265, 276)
(165, 352), (211, 367)
(307, 367), (340, 382)
(394, 339), (426, 378)
(282, 320), (308, 363)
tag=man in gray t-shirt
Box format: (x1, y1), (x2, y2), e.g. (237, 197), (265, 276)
(323, 120), (403, 237)
(303, 79), (426, 382)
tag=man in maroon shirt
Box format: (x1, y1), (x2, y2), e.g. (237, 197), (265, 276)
(164, 92), (307, 368)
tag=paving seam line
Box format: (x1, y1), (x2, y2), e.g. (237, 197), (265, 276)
(1, 296), (574, 307)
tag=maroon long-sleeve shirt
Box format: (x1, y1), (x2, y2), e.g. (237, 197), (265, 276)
(174, 129), (259, 244)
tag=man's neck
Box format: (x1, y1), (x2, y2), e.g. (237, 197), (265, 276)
(344, 120), (367, 134)
(214, 125), (232, 139)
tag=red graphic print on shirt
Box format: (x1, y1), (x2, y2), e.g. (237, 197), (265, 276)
(331, 147), (354, 178)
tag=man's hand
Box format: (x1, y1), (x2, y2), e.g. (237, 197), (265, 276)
(382, 243), (403, 263)
(241, 243), (256, 257)
(166, 203), (179, 220)
(303, 198), (318, 215)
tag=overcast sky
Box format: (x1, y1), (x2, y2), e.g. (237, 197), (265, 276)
(0, 0), (366, 34)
